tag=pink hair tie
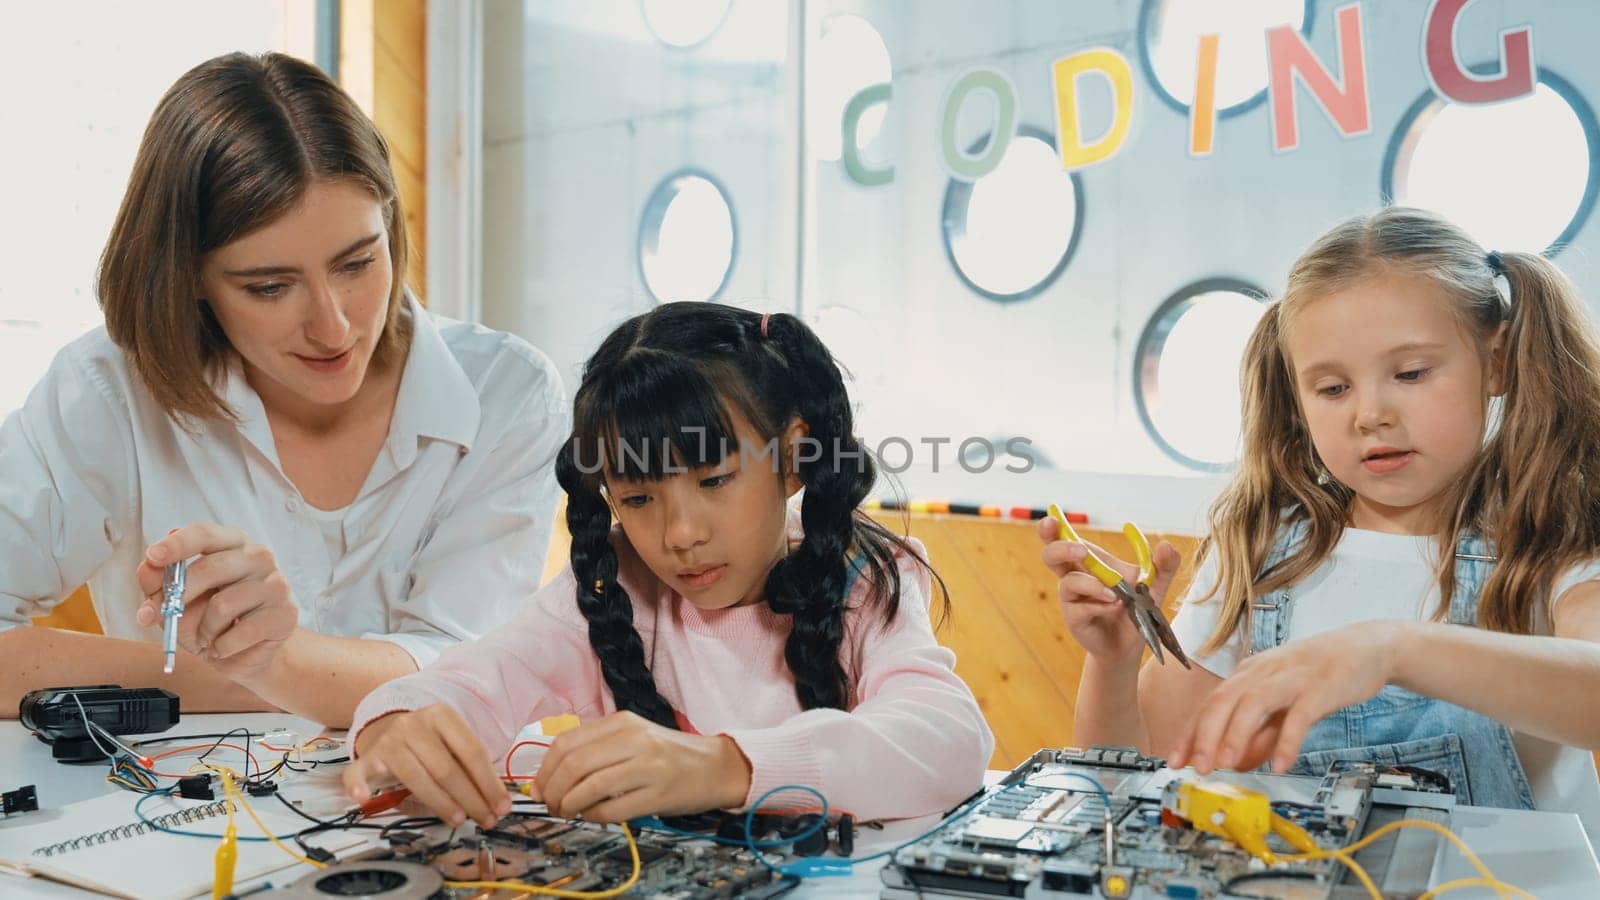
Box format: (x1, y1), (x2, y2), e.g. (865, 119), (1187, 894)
(760, 313), (771, 338)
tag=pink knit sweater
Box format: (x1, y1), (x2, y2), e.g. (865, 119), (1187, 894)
(349, 524), (994, 822)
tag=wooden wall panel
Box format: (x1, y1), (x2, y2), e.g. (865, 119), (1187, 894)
(867, 512), (1200, 768)
(883, 514), (1076, 767)
(346, 0), (428, 296)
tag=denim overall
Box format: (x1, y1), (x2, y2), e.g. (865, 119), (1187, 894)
(1250, 521), (1536, 809)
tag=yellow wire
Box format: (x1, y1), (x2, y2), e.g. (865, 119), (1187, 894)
(211, 773), (239, 900)
(106, 774), (153, 792)
(1277, 818), (1529, 900)
(1264, 812), (1380, 897)
(1324, 849), (1381, 899)
(106, 757), (157, 793)
(206, 765), (328, 871)
(1421, 877), (1526, 899)
(444, 823), (642, 898)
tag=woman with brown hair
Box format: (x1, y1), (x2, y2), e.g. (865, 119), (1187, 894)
(0, 52), (567, 727)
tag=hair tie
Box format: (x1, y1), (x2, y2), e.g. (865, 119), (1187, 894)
(1486, 251), (1513, 310)
(760, 313), (771, 338)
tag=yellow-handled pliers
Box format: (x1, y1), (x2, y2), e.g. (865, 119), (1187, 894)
(1048, 505), (1191, 669)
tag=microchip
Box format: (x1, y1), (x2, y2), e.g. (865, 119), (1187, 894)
(963, 817), (1036, 847)
(607, 844), (670, 866)
(484, 817), (574, 848)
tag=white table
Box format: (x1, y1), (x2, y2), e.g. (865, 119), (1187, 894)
(3, 714), (1598, 898)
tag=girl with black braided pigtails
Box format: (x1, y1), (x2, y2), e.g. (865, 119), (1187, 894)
(345, 303), (993, 831)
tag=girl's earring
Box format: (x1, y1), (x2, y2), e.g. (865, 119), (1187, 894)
(1309, 451), (1333, 486)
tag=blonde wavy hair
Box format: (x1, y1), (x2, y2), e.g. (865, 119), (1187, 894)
(1196, 206), (1600, 654)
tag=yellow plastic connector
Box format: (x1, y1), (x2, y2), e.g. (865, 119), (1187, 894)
(1164, 778), (1528, 900)
(1169, 780), (1323, 862)
(210, 774), (239, 900)
(1170, 781), (1277, 862)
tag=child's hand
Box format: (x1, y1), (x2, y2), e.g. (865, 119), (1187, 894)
(343, 705), (512, 829)
(534, 711), (752, 822)
(1036, 517), (1182, 665)
(1166, 622), (1404, 774)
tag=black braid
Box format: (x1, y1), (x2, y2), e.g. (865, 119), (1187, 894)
(555, 436), (677, 728)
(759, 313), (941, 711)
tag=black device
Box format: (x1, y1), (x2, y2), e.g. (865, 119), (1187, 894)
(19, 684), (180, 763)
(2, 784), (38, 816)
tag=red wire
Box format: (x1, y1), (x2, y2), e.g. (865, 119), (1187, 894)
(503, 738), (553, 781)
(147, 742), (264, 779)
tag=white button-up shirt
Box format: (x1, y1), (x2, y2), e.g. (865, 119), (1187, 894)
(0, 297), (568, 669)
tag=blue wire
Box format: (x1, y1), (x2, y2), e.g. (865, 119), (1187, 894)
(1043, 772), (1113, 809)
(848, 783), (1018, 865)
(740, 784), (829, 874)
(134, 788), (299, 841)
(644, 817), (826, 851)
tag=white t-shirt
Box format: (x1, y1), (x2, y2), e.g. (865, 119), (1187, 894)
(304, 503), (351, 569)
(0, 296), (569, 669)
(1170, 528), (1600, 845)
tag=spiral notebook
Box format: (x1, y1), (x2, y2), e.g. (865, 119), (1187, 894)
(0, 790), (366, 899)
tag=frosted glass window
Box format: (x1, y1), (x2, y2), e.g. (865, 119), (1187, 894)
(808, 14), (891, 162)
(1390, 79), (1596, 255)
(1136, 285), (1268, 471)
(641, 0), (732, 49)
(638, 172), (737, 303)
(944, 133), (1081, 303)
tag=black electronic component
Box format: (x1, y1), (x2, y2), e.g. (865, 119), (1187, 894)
(20, 685), (179, 763)
(662, 808), (856, 858)
(2, 784), (39, 816)
(836, 813), (855, 856)
(177, 775), (214, 800)
(780, 813), (827, 856)
(272, 860), (443, 899)
(1041, 861), (1096, 893)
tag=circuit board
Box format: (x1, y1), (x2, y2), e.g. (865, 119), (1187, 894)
(268, 812), (801, 899)
(880, 747), (1457, 900)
